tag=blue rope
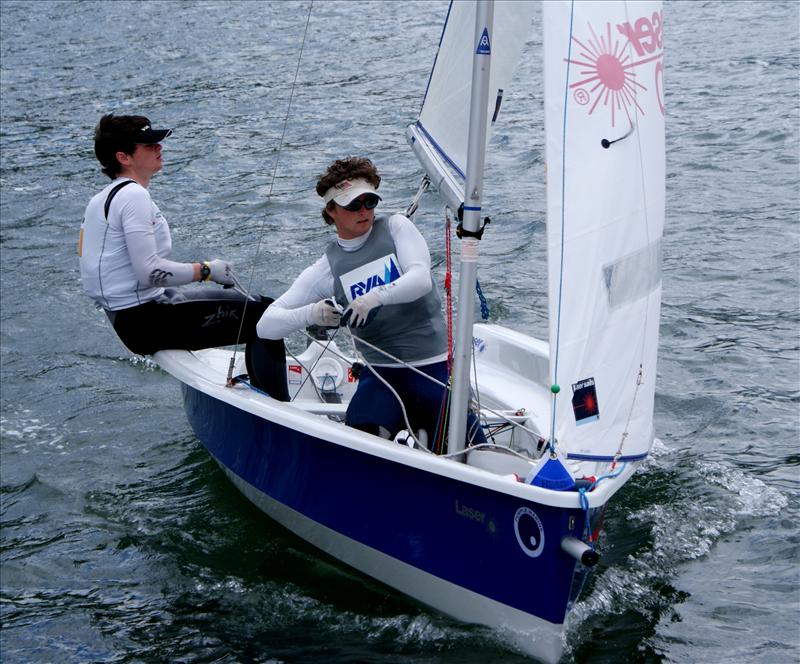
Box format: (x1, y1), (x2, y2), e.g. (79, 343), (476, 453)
(476, 279), (490, 320)
(233, 376), (270, 397)
(320, 374), (337, 394)
(578, 487), (594, 550)
(588, 462), (627, 491)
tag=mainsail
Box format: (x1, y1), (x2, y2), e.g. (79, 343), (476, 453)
(406, 0), (535, 210)
(544, 1), (664, 460)
(407, 0), (664, 462)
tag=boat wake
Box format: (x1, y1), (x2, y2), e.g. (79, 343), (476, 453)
(564, 439), (788, 657)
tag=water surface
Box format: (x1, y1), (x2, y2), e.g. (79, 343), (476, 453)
(1, 1), (798, 662)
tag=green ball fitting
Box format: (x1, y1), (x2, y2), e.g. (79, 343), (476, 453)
(550, 384), (560, 394)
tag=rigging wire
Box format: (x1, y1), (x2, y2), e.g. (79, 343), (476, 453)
(287, 328), (343, 403)
(225, 0), (315, 385)
(548, 0), (577, 454)
(335, 332), (544, 440)
(239, 319), (545, 450)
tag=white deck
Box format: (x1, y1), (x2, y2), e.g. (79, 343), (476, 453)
(155, 324), (636, 509)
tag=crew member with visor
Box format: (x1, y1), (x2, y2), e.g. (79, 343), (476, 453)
(257, 156), (485, 448)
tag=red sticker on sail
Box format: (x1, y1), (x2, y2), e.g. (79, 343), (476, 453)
(288, 364), (302, 385)
(571, 377), (600, 425)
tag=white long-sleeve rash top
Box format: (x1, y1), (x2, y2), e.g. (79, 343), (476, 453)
(257, 213), (434, 340)
(80, 179), (196, 310)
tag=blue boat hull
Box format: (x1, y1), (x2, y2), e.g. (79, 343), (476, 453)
(183, 384), (591, 624)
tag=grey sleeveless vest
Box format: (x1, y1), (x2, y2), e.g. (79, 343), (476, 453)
(326, 216), (447, 365)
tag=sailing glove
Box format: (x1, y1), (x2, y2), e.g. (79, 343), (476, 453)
(310, 299), (343, 327)
(342, 291), (382, 328)
(205, 259), (235, 286)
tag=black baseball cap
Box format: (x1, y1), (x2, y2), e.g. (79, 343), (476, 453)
(134, 123), (172, 143)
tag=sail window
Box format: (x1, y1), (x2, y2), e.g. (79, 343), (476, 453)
(603, 239), (662, 308)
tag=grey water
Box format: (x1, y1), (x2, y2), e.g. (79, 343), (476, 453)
(1, 1), (798, 662)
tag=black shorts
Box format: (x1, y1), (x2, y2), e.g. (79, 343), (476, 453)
(109, 287), (269, 356)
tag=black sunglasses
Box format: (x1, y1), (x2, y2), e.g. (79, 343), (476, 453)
(340, 194), (380, 212)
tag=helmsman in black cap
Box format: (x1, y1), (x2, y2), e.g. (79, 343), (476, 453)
(78, 113), (288, 399)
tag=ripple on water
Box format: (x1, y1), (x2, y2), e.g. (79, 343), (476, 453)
(0, 412), (68, 456)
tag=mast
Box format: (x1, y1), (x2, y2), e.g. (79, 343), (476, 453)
(447, 0), (494, 457)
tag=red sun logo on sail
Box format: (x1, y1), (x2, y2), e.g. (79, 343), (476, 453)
(568, 11), (664, 127)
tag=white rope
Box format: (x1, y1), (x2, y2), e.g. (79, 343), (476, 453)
(353, 334), (541, 437)
(285, 339), (337, 404)
(405, 175), (431, 220)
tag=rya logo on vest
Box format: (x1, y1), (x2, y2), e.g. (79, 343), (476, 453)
(339, 253), (402, 303)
